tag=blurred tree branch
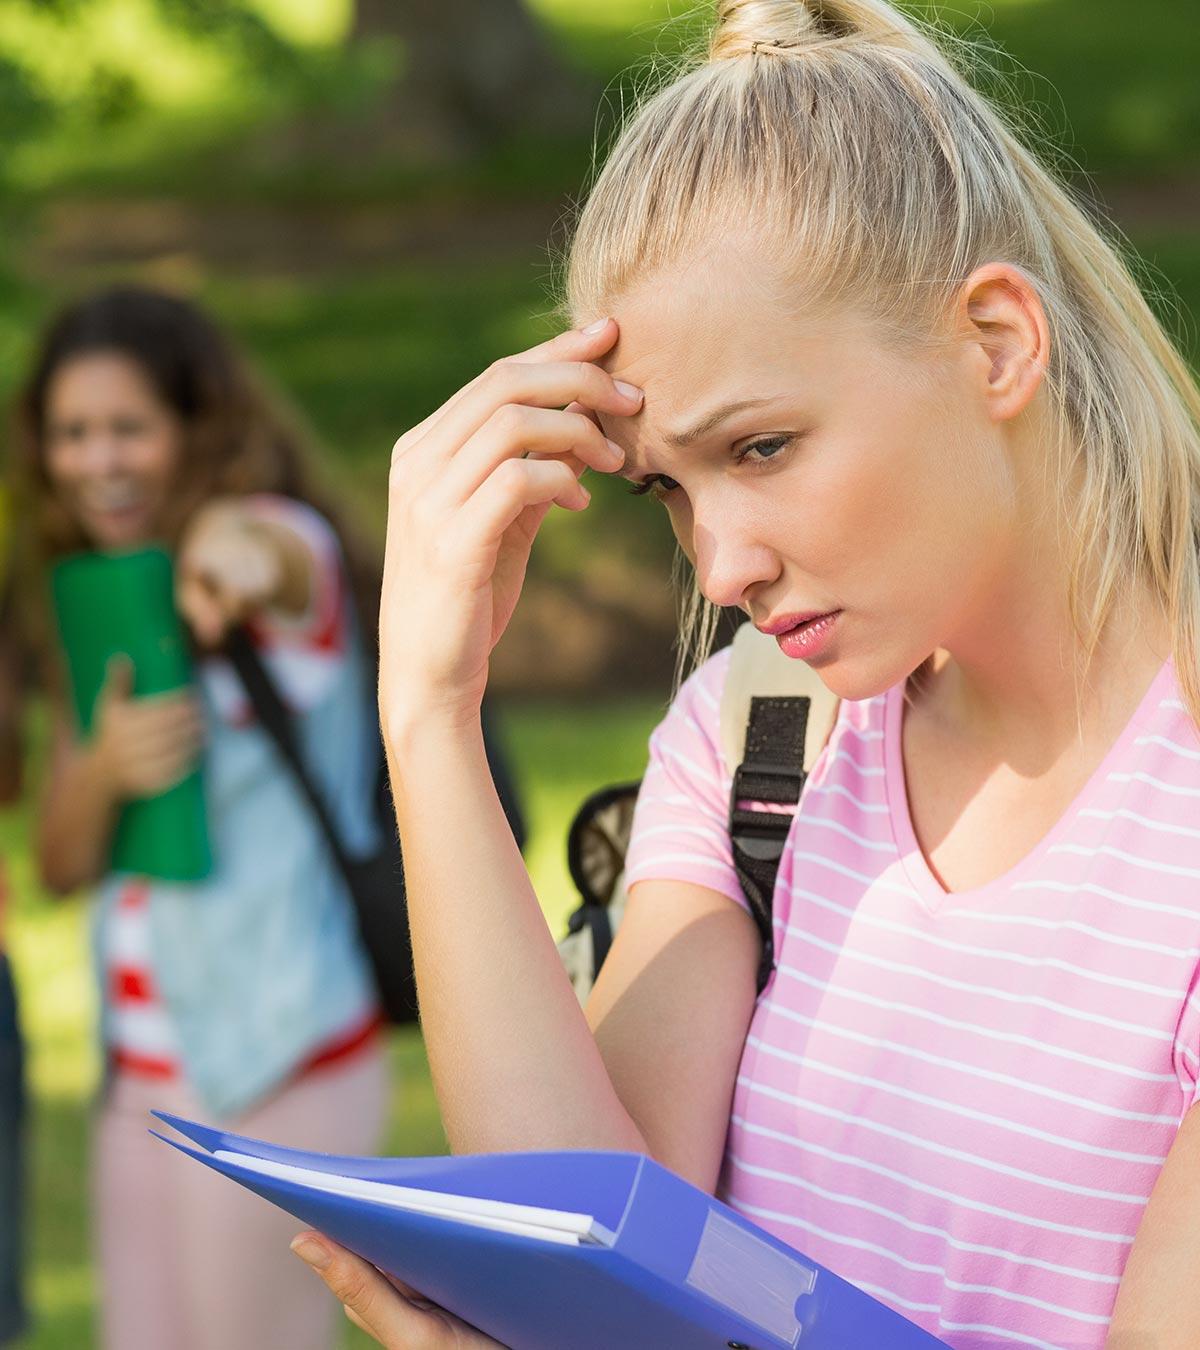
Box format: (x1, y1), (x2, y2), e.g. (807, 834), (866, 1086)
(350, 0), (596, 163)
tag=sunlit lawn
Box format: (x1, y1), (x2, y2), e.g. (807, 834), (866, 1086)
(7, 695), (667, 1349)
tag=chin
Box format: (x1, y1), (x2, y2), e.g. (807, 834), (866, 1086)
(815, 654), (909, 705)
(84, 515), (154, 551)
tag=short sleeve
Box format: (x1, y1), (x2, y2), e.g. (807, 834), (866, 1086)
(203, 495), (354, 723)
(623, 646), (747, 911)
(1173, 972), (1200, 1116)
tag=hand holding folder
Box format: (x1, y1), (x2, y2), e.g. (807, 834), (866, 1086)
(153, 1113), (950, 1350)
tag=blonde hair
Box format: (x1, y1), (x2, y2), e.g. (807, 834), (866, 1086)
(566, 0), (1200, 723)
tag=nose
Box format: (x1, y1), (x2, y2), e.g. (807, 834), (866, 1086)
(74, 430), (124, 476)
(690, 509), (780, 612)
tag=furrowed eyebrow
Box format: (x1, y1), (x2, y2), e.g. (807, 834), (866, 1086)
(664, 397), (777, 448)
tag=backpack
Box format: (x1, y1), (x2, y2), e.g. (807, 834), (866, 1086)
(224, 627), (526, 1026)
(559, 623), (840, 1002)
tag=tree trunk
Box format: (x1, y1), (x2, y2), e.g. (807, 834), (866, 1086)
(353, 0), (595, 162)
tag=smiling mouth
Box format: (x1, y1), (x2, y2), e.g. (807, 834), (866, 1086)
(79, 486), (147, 515)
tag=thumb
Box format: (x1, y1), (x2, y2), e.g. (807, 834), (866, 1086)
(100, 654), (134, 705)
(177, 573), (226, 651)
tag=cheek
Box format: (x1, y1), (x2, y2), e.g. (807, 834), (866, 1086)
(43, 445), (80, 497)
(845, 422), (1008, 607)
(775, 418), (978, 596)
(663, 498), (696, 562)
(130, 434), (181, 488)
(769, 435), (897, 576)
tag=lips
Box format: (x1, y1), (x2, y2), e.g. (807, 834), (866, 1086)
(756, 610), (840, 637)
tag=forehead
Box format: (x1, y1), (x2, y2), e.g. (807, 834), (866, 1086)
(47, 351), (162, 415)
(600, 248), (846, 427)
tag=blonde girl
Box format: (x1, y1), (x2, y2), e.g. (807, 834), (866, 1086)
(291, 2), (1200, 1346)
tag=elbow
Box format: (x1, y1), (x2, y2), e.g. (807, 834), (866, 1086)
(36, 840), (91, 898)
(39, 862), (79, 899)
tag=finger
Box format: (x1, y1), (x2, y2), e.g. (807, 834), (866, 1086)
(202, 573), (253, 640)
(126, 759), (199, 798)
(126, 717), (205, 761)
(290, 1233), (439, 1349)
(177, 575), (227, 649)
(99, 655), (135, 705)
(503, 316), (618, 365)
(124, 691), (203, 726)
(454, 458), (589, 559)
(405, 359), (641, 479)
(123, 744), (203, 795)
(392, 319), (621, 465)
(128, 717), (206, 760)
(564, 399), (603, 427)
(121, 708), (205, 757)
(123, 736), (205, 778)
(382, 1271), (437, 1306)
(343, 1305), (372, 1336)
(435, 405), (624, 506)
(180, 548), (268, 628)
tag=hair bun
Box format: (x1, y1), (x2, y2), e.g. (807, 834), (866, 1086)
(711, 0), (919, 61)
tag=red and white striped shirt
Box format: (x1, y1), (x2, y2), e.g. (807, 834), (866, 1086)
(103, 496), (379, 1085)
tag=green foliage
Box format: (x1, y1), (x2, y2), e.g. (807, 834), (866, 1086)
(0, 0), (377, 197)
(0, 0), (1195, 203)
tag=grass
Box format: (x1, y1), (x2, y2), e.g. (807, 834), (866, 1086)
(7, 695), (666, 1349)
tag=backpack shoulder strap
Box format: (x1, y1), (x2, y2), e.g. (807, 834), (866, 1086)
(720, 623), (841, 992)
(719, 622), (840, 777)
(223, 627), (357, 883)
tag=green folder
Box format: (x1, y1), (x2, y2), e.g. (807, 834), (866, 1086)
(51, 548), (211, 881)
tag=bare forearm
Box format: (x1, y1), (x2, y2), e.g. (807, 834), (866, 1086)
(38, 744), (119, 895)
(388, 713), (648, 1157)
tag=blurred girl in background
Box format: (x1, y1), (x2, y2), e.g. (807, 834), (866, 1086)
(12, 285), (389, 1350)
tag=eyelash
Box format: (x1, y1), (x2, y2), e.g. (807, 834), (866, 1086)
(627, 434), (794, 501)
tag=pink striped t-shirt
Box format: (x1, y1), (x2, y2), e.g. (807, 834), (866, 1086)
(625, 646), (1200, 1350)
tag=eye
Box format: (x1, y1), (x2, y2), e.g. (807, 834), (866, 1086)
(48, 421), (84, 445)
(628, 473), (680, 502)
(735, 433), (793, 466)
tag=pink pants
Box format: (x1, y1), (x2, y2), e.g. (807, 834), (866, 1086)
(93, 1044), (389, 1350)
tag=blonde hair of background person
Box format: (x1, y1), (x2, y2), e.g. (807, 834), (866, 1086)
(288, 1), (1200, 1346)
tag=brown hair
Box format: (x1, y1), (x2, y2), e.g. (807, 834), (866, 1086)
(10, 285), (381, 665)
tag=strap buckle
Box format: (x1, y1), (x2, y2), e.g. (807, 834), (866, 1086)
(731, 760), (806, 808)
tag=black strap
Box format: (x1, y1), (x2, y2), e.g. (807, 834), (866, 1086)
(729, 695), (810, 994)
(223, 628), (360, 890)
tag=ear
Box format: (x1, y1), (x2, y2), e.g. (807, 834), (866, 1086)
(957, 263), (1050, 422)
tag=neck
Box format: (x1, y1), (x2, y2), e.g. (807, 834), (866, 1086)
(910, 541), (1171, 762)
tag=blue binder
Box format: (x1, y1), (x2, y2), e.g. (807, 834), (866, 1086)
(153, 1112), (949, 1349)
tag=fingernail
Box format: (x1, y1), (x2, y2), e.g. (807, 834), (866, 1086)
(605, 439), (625, 464)
(290, 1236), (330, 1270)
(614, 380), (643, 403)
(581, 318), (610, 335)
